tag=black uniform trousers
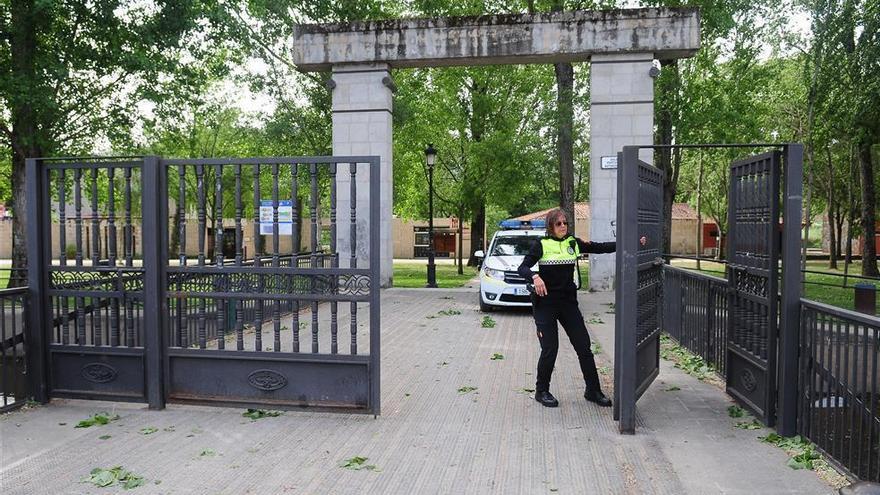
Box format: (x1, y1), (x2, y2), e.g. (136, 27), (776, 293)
(531, 293), (602, 394)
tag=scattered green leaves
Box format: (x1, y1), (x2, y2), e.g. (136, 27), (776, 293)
(587, 317), (605, 325)
(490, 353), (504, 360)
(457, 386), (478, 394)
(734, 420), (762, 430)
(82, 466), (145, 490)
(199, 448), (217, 457)
(665, 386), (681, 392)
(340, 456), (379, 471)
(139, 427), (158, 435)
(481, 315), (496, 328)
(660, 336), (716, 381)
(727, 405), (745, 418)
(99, 435), (112, 440)
(438, 309), (461, 316)
(517, 387), (536, 395)
(597, 366), (610, 375)
(759, 434), (823, 470)
(75, 413), (120, 428)
(590, 342), (603, 355)
(242, 408), (283, 420)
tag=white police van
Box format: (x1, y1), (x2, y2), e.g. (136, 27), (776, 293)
(475, 219), (546, 312)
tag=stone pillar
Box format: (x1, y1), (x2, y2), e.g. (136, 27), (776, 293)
(331, 63), (393, 287)
(589, 53), (655, 291)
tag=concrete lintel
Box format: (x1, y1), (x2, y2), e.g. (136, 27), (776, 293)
(292, 8), (700, 71)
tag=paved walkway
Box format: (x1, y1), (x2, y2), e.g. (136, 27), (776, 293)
(0, 289), (836, 494)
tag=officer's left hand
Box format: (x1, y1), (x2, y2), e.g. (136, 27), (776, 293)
(640, 236), (647, 246)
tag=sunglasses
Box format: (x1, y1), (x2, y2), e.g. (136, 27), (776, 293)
(554, 221), (568, 226)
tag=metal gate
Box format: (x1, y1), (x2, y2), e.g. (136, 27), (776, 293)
(614, 146), (665, 434)
(725, 151), (781, 425)
(26, 155), (381, 413)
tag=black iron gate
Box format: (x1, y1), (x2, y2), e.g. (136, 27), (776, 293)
(26, 155), (381, 413)
(725, 151), (781, 425)
(615, 146), (665, 434)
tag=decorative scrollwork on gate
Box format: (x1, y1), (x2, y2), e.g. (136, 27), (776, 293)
(247, 369), (288, 391)
(733, 270), (768, 298)
(167, 271), (371, 297)
(740, 368), (758, 392)
(81, 362), (118, 383)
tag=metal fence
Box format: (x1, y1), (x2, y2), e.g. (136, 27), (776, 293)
(0, 282), (28, 413)
(799, 299), (880, 482)
(662, 266), (728, 377)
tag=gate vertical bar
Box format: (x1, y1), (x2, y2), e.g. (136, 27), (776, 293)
(616, 146), (639, 434)
(25, 158), (49, 403)
(142, 156), (166, 409)
(778, 144), (804, 436)
(370, 157), (381, 416)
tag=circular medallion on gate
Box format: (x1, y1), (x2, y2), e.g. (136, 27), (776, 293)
(248, 369), (288, 391)
(740, 368), (758, 392)
(81, 363), (118, 384)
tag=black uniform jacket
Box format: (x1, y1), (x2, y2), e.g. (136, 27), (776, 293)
(517, 235), (616, 300)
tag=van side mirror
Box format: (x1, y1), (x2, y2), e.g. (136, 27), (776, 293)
(474, 250), (485, 258)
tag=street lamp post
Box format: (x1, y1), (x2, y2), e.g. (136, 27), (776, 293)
(425, 144), (438, 288)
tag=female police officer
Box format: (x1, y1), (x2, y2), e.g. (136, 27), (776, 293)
(516, 208), (619, 408)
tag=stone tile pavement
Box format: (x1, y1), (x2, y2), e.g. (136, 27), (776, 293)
(0, 289), (838, 494)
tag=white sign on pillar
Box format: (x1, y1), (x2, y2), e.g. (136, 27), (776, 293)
(331, 63), (394, 287)
(589, 53), (655, 291)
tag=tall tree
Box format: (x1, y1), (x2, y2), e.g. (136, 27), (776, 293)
(1, 0), (230, 285)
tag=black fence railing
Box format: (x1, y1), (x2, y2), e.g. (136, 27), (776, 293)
(0, 286), (29, 413)
(662, 266), (728, 377)
(799, 299), (880, 482)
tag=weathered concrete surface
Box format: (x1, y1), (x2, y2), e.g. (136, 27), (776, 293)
(0, 289), (835, 494)
(292, 8), (700, 71)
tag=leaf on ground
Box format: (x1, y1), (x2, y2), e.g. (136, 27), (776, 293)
(727, 405), (745, 418)
(139, 427), (158, 435)
(340, 456), (379, 471)
(481, 316), (496, 328)
(99, 435), (112, 440)
(664, 386), (681, 392)
(518, 388), (536, 394)
(242, 409), (283, 420)
(163, 426), (175, 432)
(490, 353), (504, 360)
(734, 420), (762, 430)
(590, 342), (603, 355)
(199, 448), (217, 457)
(438, 309), (461, 316)
(82, 466), (145, 490)
(457, 386), (478, 394)
(597, 366), (610, 375)
(587, 317), (605, 324)
(75, 413), (120, 428)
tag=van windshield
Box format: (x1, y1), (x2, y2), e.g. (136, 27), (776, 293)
(489, 236), (538, 256)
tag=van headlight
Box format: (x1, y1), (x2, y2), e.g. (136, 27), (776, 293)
(483, 267), (505, 281)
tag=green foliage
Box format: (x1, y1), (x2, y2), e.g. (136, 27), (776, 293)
(590, 342), (602, 355)
(139, 427), (158, 435)
(759, 434), (823, 470)
(82, 466), (145, 490)
(75, 413), (120, 428)
(242, 408), (282, 420)
(734, 419), (762, 430)
(340, 456), (379, 471)
(481, 316), (496, 328)
(457, 385), (478, 394)
(490, 353), (504, 360)
(727, 405), (745, 418)
(437, 309), (461, 316)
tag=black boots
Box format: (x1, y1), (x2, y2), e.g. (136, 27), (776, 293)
(584, 389), (612, 407)
(534, 390), (559, 407)
(535, 390), (612, 407)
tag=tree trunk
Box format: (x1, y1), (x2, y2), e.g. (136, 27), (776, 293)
(457, 207), (464, 275)
(696, 150), (704, 269)
(555, 61), (575, 234)
(858, 138), (879, 276)
(467, 203), (486, 267)
(827, 146), (838, 269)
(8, 0), (42, 288)
(655, 59), (679, 255)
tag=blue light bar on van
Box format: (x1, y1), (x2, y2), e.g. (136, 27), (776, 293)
(499, 219), (546, 230)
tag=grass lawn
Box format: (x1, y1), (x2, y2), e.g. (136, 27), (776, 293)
(393, 262), (478, 288)
(670, 258), (880, 313)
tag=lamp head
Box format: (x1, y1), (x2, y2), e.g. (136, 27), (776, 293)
(425, 143), (437, 167)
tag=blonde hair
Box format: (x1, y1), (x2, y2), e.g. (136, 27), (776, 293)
(544, 208), (568, 237)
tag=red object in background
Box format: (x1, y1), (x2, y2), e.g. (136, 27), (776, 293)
(702, 223), (719, 249)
